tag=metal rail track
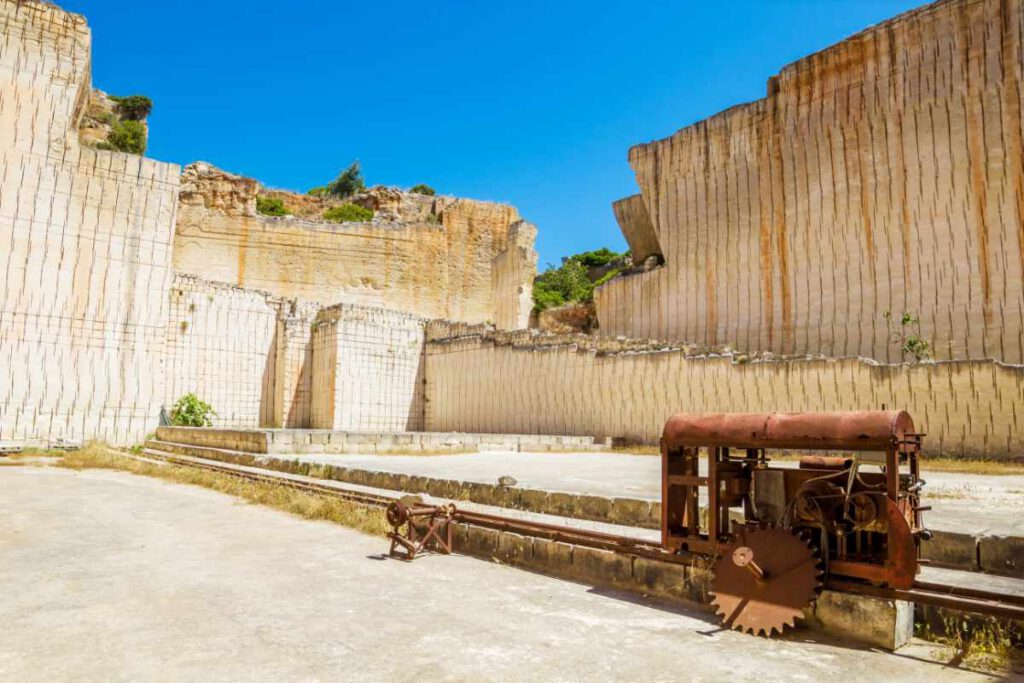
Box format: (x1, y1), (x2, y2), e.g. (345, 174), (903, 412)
(134, 448), (1024, 622)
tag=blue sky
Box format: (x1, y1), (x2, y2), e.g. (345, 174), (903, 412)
(62, 0), (924, 267)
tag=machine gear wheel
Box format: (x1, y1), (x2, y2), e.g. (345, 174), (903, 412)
(710, 527), (822, 636)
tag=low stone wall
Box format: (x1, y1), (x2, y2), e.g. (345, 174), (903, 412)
(155, 427), (271, 454)
(424, 324), (1024, 460)
(153, 427), (610, 455)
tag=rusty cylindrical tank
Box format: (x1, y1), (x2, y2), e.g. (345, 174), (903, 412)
(661, 411), (915, 452)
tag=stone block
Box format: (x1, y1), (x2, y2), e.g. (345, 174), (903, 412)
(546, 491), (578, 518)
(516, 488), (548, 513)
(461, 481), (491, 503)
(921, 530), (978, 571)
(978, 535), (1024, 577)
(568, 546), (634, 589)
(525, 537), (574, 572)
(631, 557), (697, 604)
(608, 497), (651, 527)
(460, 525), (501, 559)
(495, 532), (532, 567)
(576, 495), (613, 522)
(809, 590), (913, 651)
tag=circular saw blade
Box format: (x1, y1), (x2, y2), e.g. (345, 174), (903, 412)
(710, 527), (821, 636)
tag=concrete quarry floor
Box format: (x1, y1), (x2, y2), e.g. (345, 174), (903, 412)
(0, 465), (1002, 682)
(258, 451), (1024, 538)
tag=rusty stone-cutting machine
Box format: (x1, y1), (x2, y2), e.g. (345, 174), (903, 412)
(661, 411), (929, 635)
(382, 410), (946, 638)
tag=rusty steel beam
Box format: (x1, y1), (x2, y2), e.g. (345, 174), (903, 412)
(662, 411), (917, 451)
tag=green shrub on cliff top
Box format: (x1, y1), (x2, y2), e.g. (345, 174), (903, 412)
(110, 95), (153, 121)
(571, 247), (623, 268)
(532, 259), (593, 313)
(323, 203), (374, 223)
(326, 162), (366, 198)
(410, 183), (436, 196)
(256, 196), (290, 217)
(105, 119), (147, 154)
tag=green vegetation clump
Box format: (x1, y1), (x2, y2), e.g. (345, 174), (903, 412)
(110, 95), (153, 121)
(593, 268), (621, 287)
(883, 310), (932, 362)
(532, 247), (629, 313)
(410, 183), (436, 196)
(323, 203), (374, 223)
(307, 187), (327, 197)
(100, 119), (147, 154)
(170, 393), (216, 427)
(256, 196), (290, 217)
(326, 162), (366, 198)
(533, 259), (593, 313)
(571, 247), (623, 268)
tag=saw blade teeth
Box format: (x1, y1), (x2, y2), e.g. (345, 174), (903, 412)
(708, 527), (822, 638)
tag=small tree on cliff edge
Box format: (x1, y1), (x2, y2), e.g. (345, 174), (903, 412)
(326, 161), (365, 198)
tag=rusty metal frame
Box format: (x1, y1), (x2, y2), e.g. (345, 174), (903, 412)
(387, 501), (454, 560)
(660, 411), (927, 589)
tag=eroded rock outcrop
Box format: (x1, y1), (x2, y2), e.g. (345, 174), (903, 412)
(180, 162), (259, 215)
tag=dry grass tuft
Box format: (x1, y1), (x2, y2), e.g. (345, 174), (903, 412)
(611, 445), (660, 456)
(920, 615), (1023, 675)
(918, 458), (1024, 475)
(610, 445), (1023, 475)
(6, 446), (70, 458)
(54, 444), (389, 537)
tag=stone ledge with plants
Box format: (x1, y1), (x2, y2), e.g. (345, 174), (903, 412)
(78, 89), (152, 155)
(255, 161), (445, 226)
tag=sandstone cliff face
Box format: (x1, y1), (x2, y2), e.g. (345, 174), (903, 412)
(599, 0), (1024, 364)
(173, 163), (536, 326)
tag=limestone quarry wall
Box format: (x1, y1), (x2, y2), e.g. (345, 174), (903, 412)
(310, 305), (426, 432)
(424, 325), (1024, 459)
(599, 0), (1024, 364)
(0, 1), (180, 446)
(173, 164), (534, 327)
